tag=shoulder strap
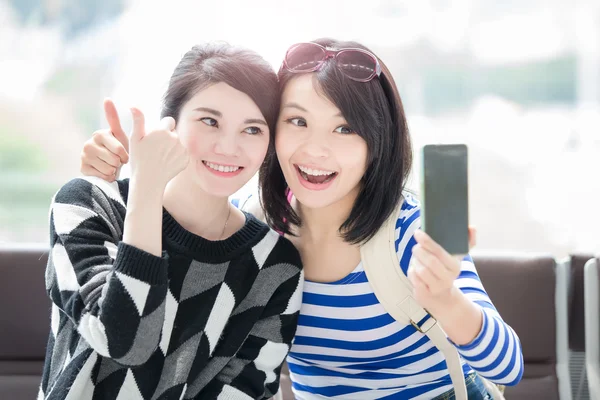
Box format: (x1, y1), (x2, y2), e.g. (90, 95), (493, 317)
(359, 199), (468, 400)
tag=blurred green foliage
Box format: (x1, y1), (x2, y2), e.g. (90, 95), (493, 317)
(0, 126), (47, 172)
(421, 55), (577, 114)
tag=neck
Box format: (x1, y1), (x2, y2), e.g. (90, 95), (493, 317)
(295, 186), (360, 244)
(162, 174), (230, 240)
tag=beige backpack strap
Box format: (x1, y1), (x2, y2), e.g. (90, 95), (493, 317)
(360, 200), (468, 400)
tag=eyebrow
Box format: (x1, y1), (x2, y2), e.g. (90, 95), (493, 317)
(282, 102), (308, 113)
(193, 107), (267, 126)
(193, 107), (222, 117)
(282, 102), (343, 118)
(244, 118), (268, 126)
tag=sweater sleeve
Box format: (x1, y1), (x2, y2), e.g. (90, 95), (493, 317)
(45, 177), (169, 366)
(198, 236), (304, 399)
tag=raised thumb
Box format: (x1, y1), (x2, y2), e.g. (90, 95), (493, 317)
(130, 107), (146, 141)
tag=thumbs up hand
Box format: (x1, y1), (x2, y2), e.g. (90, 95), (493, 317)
(81, 99), (130, 181)
(129, 107), (190, 189)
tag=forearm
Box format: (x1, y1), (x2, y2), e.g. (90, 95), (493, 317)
(428, 286), (483, 346)
(76, 243), (168, 364)
(428, 287), (524, 385)
(47, 178), (168, 364)
(454, 307), (524, 385)
(123, 177), (165, 257)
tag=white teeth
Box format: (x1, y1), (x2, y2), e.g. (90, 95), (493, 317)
(298, 165), (335, 176)
(204, 161), (240, 173)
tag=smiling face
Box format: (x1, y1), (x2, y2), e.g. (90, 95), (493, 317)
(176, 82), (270, 197)
(275, 74), (368, 210)
(260, 39), (413, 244)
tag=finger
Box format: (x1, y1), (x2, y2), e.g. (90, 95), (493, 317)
(103, 99), (129, 152)
(409, 265), (430, 293)
(407, 263), (420, 286)
(83, 137), (118, 169)
(468, 225), (477, 249)
(94, 131), (129, 163)
(412, 245), (455, 281)
(81, 164), (116, 182)
(414, 229), (458, 268)
(85, 154), (118, 176)
(159, 116), (176, 132)
(130, 107), (146, 141)
(94, 146), (122, 169)
(414, 259), (441, 288)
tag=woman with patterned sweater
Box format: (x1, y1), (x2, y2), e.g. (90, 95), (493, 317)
(40, 43), (303, 400)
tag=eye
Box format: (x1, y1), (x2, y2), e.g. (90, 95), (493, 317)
(200, 117), (218, 127)
(286, 117), (307, 127)
(334, 125), (354, 134)
(244, 126), (263, 135)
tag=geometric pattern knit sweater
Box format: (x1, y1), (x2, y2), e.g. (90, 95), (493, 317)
(39, 177), (304, 400)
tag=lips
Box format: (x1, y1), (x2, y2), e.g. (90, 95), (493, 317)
(203, 161), (242, 173)
(296, 165), (337, 184)
(201, 160), (244, 177)
(293, 164), (338, 191)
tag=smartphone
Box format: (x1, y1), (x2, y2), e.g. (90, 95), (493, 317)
(420, 144), (469, 255)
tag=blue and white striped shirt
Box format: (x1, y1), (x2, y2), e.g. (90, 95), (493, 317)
(286, 195), (523, 399)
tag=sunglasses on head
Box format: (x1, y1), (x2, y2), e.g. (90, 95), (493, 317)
(282, 42), (382, 82)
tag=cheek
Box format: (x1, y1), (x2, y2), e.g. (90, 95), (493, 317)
(359, 143), (369, 170)
(179, 129), (209, 156)
(180, 132), (195, 150)
(274, 129), (296, 164)
(245, 136), (270, 165)
(341, 140), (369, 174)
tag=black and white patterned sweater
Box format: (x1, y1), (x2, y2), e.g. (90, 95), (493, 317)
(39, 177), (303, 400)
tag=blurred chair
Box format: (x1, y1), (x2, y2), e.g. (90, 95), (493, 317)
(555, 256), (572, 400)
(584, 257), (600, 400)
(0, 245), (50, 400)
(562, 254), (595, 400)
(473, 253), (561, 399)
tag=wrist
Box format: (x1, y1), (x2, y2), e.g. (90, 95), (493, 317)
(130, 174), (167, 197)
(427, 287), (484, 345)
(427, 286), (463, 320)
(127, 177), (166, 211)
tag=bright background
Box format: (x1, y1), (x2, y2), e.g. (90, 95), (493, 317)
(1, 0), (599, 257)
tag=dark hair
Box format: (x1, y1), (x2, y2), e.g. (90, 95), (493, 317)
(259, 38), (413, 244)
(161, 42), (279, 132)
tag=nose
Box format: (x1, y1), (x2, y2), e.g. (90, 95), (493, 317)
(213, 131), (240, 157)
(300, 128), (330, 159)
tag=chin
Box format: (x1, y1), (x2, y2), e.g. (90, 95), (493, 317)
(204, 178), (246, 198)
(184, 174), (238, 199)
(290, 186), (340, 210)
